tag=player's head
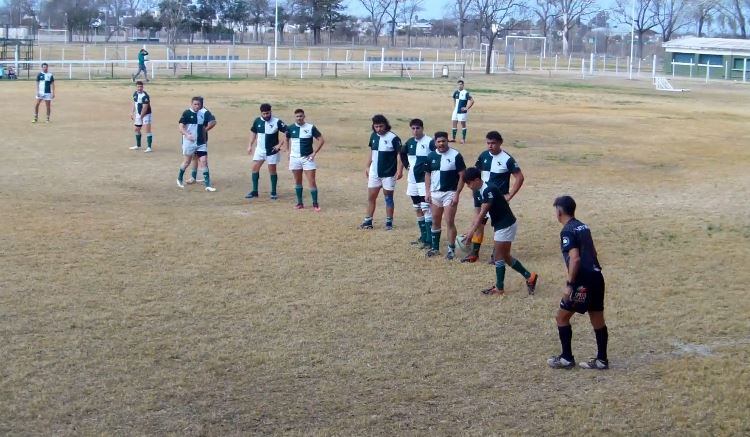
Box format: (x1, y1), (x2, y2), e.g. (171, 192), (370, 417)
(434, 131), (449, 152)
(135, 81), (144, 91)
(464, 167), (483, 190)
(41, 62), (48, 72)
(260, 103), (272, 120)
(409, 118), (424, 138)
(457, 79), (464, 90)
(485, 131), (503, 154)
(191, 96), (203, 111)
(371, 114), (390, 135)
(553, 195), (577, 222)
(294, 108), (305, 124)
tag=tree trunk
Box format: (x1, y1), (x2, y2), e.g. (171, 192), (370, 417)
(562, 12), (570, 56)
(458, 22), (464, 50)
(734, 0), (747, 37)
(485, 35), (495, 74)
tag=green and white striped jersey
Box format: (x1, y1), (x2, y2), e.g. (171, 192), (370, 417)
(452, 89), (471, 113)
(251, 116), (288, 156)
(474, 150), (520, 194)
(179, 107), (216, 146)
(426, 147), (466, 192)
(369, 131), (402, 178)
(132, 91), (152, 115)
(286, 122), (322, 158)
(36, 72), (54, 94)
(403, 135), (435, 184)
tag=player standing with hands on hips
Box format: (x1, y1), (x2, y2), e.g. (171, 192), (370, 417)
(547, 195), (609, 370)
(129, 81), (153, 152)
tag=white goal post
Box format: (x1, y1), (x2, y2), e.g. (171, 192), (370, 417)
(504, 35), (547, 59)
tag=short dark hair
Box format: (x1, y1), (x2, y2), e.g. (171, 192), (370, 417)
(553, 196), (577, 216)
(433, 131), (449, 140)
(135, 80), (144, 86)
(409, 118), (423, 128)
(294, 108), (305, 115)
(192, 96), (204, 105)
(41, 62), (48, 67)
(464, 167), (481, 182)
(371, 114), (391, 131)
(260, 103), (272, 112)
(486, 131), (503, 142)
(457, 79), (464, 84)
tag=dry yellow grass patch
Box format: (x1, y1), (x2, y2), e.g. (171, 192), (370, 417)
(1, 74), (748, 435)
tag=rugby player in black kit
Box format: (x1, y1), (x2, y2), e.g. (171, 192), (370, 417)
(547, 195), (609, 370)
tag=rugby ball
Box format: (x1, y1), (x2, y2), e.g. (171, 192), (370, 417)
(456, 234), (468, 253)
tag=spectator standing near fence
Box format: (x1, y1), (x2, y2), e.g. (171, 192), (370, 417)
(132, 48), (149, 82)
(33, 63), (55, 123)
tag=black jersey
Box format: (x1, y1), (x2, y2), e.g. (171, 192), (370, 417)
(475, 182), (516, 229)
(560, 218), (602, 273)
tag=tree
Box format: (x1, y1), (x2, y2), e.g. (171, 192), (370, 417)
(616, 0), (658, 59)
(383, 0), (399, 46)
(225, 0), (252, 42)
(158, 0), (190, 61)
(135, 11), (162, 35)
(1, 0), (34, 26)
(247, 0), (269, 42)
(651, 0), (688, 42)
(293, 0), (346, 45)
(689, 0), (718, 36)
(717, 0), (747, 37)
(44, 0), (100, 42)
(399, 0), (423, 47)
(532, 0), (557, 38)
(358, 0), (392, 45)
(553, 0), (598, 56)
(453, 0), (472, 49)
(472, 0), (528, 74)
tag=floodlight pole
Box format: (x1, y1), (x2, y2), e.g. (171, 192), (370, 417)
(629, 0), (636, 80)
(274, 0), (279, 77)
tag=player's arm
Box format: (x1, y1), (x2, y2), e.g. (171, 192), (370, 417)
(564, 247), (582, 301)
(51, 79), (55, 98)
(393, 137), (404, 180)
(130, 100), (135, 120)
(205, 119), (217, 131)
(277, 121), (288, 152)
(424, 171), (432, 203)
(365, 147), (372, 177)
(179, 122), (194, 141)
(465, 95), (474, 111)
(506, 169), (524, 202)
(312, 130), (325, 160)
(247, 131), (257, 155)
(452, 169), (466, 207)
(140, 102), (149, 119)
(464, 201), (491, 243)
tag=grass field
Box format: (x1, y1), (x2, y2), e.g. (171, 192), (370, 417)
(1, 74), (749, 435)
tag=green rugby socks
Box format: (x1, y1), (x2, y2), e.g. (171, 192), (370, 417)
(135, 134), (142, 148)
(295, 185), (303, 204)
(510, 258), (532, 279)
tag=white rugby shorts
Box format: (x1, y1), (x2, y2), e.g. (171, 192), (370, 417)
(430, 190), (455, 207)
(368, 174), (396, 191)
(493, 222), (518, 242)
(406, 182), (426, 197)
(36, 93), (52, 101)
(451, 110), (468, 122)
(289, 155), (316, 171)
(253, 147), (280, 164)
(134, 113), (152, 126)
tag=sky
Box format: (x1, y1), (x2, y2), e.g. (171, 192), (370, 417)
(344, 0), (453, 21)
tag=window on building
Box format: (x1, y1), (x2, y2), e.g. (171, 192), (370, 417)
(698, 54), (723, 66)
(732, 58), (750, 71)
(672, 53), (694, 63)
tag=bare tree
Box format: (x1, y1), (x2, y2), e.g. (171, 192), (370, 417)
(615, 0), (658, 59)
(399, 0), (424, 47)
(358, 0), (392, 45)
(472, 0), (528, 74)
(453, 0), (472, 49)
(689, 0), (719, 36)
(717, 0), (747, 37)
(553, 0), (598, 56)
(651, 0), (688, 41)
(383, 0), (400, 45)
(532, 0), (557, 38)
